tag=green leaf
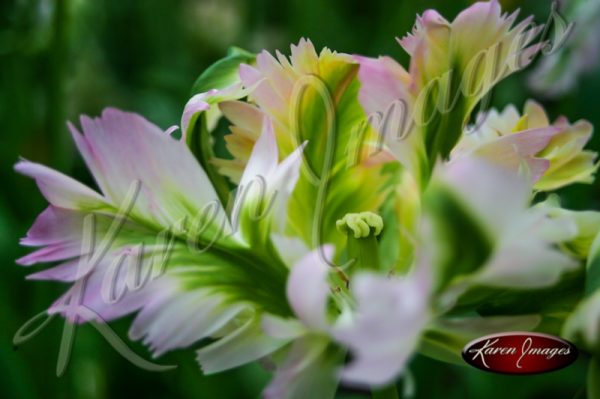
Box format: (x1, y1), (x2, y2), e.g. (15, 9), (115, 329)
(187, 114), (232, 207)
(191, 46), (255, 94)
(185, 47), (256, 206)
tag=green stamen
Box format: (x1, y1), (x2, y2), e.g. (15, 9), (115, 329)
(336, 212), (383, 271)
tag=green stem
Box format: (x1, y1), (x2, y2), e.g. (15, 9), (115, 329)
(347, 233), (380, 271)
(371, 384), (400, 399)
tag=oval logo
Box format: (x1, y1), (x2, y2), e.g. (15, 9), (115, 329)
(462, 332), (578, 374)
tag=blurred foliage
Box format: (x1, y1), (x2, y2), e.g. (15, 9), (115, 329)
(0, 0), (598, 398)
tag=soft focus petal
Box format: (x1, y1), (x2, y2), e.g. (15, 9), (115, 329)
(455, 101), (597, 191)
(440, 157), (529, 234)
(196, 314), (288, 374)
(333, 265), (430, 387)
(286, 246), (334, 331)
(129, 290), (247, 357)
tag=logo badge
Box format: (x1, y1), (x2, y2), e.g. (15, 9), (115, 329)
(462, 332), (578, 374)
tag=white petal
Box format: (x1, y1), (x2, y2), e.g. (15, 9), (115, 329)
(239, 117), (279, 189)
(196, 314), (288, 374)
(129, 290), (247, 357)
(271, 234), (310, 267)
(287, 246), (334, 331)
(261, 314), (306, 340)
(180, 90), (214, 137)
(333, 267), (430, 387)
(441, 156), (529, 235)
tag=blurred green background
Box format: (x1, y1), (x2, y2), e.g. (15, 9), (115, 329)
(1, 0), (598, 398)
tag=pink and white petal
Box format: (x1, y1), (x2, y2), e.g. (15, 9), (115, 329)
(14, 160), (108, 211)
(219, 100), (264, 135)
(26, 258), (86, 282)
(286, 246), (334, 331)
(239, 63), (264, 87)
(339, 353), (406, 388)
(474, 209), (578, 288)
(451, 0), (506, 53)
(398, 10), (449, 56)
(180, 91), (214, 137)
(473, 127), (560, 182)
(290, 38), (319, 75)
(256, 50), (295, 102)
(18, 244), (81, 266)
(196, 314), (289, 374)
(239, 117), (279, 189)
(524, 99), (550, 129)
(18, 205), (161, 267)
(48, 277), (149, 324)
(181, 83), (248, 136)
(20, 206), (85, 247)
(126, 280), (190, 341)
(402, 10), (451, 88)
(47, 252), (177, 323)
(333, 269), (430, 387)
(476, 240), (577, 288)
(239, 64), (286, 123)
(269, 142), (307, 232)
(129, 290), (247, 357)
(73, 108), (229, 231)
(353, 55), (412, 116)
(441, 157), (530, 236)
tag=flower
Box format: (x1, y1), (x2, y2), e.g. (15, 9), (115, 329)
(354, 0), (544, 186)
(453, 100), (598, 190)
(16, 108), (305, 367)
(261, 243), (431, 393)
(426, 157), (578, 310)
(195, 39), (390, 252)
(260, 154), (580, 394)
(13, 2), (600, 397)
